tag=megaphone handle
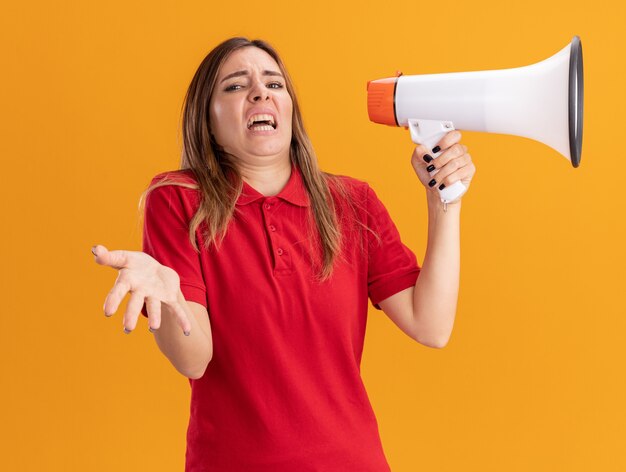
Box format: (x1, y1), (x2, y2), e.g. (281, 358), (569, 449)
(407, 119), (467, 204)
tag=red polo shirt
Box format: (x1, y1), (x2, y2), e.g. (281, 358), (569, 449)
(141, 162), (420, 471)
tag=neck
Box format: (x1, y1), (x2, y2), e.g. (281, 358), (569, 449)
(239, 158), (292, 197)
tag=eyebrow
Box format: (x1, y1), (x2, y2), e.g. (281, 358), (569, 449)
(220, 70), (284, 83)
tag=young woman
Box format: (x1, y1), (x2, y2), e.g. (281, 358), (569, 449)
(92, 37), (475, 471)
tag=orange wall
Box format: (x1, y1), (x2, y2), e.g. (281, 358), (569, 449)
(1, 0), (624, 470)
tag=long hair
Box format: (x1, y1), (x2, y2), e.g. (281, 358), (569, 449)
(140, 37), (375, 281)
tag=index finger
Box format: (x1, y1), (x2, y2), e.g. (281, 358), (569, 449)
(432, 130), (462, 154)
(92, 245), (133, 270)
(411, 144), (431, 162)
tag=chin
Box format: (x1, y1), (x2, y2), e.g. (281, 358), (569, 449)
(252, 148), (289, 158)
(248, 141), (290, 157)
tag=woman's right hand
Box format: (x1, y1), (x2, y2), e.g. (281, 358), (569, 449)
(92, 244), (192, 336)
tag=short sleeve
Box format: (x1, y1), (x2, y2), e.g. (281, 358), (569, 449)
(366, 184), (421, 310)
(140, 176), (207, 318)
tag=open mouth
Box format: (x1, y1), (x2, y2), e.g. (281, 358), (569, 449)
(247, 114), (277, 131)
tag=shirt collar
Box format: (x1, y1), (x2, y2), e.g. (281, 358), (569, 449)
(236, 161), (310, 207)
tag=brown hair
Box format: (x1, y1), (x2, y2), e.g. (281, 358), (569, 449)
(140, 37), (375, 281)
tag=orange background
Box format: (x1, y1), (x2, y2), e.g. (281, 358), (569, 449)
(1, 0), (625, 470)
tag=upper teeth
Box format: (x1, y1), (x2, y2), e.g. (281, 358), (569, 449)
(248, 114), (275, 129)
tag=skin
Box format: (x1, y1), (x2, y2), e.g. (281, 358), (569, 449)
(209, 47), (294, 196)
(411, 132), (475, 199)
(378, 130), (477, 348)
(92, 46), (477, 351)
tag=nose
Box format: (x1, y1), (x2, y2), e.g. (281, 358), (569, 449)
(248, 81), (270, 102)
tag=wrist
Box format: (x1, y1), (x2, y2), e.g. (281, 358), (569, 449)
(426, 191), (462, 212)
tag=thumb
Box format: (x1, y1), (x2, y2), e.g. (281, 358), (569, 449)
(92, 245), (131, 270)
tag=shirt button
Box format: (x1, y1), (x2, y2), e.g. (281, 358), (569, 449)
(264, 203), (271, 210)
(269, 225), (276, 232)
(277, 248), (284, 256)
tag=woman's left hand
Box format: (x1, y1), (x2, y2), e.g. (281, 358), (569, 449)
(410, 130), (476, 203)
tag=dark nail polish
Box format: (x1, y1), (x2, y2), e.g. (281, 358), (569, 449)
(184, 330), (191, 336)
(438, 183), (446, 190)
(432, 146), (441, 153)
(124, 327), (132, 334)
(428, 179), (437, 188)
(423, 154), (433, 163)
(149, 327), (156, 333)
(91, 246), (97, 256)
(426, 164), (435, 172)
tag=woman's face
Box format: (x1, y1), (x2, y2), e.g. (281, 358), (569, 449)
(209, 47), (293, 165)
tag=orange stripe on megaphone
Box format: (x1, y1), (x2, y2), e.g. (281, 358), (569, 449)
(367, 77), (398, 126)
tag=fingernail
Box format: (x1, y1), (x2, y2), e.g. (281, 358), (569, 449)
(432, 146), (441, 153)
(149, 327), (156, 333)
(438, 183), (446, 190)
(184, 330), (191, 336)
(423, 154), (433, 163)
(124, 327), (132, 334)
(426, 164), (435, 172)
(104, 312), (112, 317)
(91, 246), (97, 256)
(428, 179), (437, 188)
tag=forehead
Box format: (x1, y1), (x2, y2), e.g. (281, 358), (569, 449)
(218, 47), (281, 79)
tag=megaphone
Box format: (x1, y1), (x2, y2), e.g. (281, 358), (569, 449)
(367, 35), (584, 204)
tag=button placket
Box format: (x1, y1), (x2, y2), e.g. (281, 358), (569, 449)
(261, 197), (292, 274)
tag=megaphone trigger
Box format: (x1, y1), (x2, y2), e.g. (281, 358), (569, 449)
(408, 119), (455, 152)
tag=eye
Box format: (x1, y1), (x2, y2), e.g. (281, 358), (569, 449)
(224, 84), (243, 92)
(267, 82), (284, 89)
